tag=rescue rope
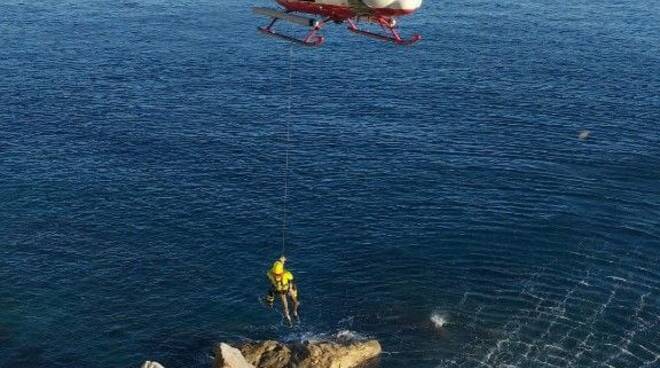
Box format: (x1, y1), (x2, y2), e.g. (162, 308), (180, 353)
(281, 45), (293, 256)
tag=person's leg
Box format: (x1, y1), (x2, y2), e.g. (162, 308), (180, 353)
(279, 292), (291, 324)
(289, 288), (299, 319)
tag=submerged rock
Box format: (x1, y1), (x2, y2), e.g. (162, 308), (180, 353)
(215, 338), (381, 368)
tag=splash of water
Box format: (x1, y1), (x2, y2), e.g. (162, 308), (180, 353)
(336, 329), (367, 341)
(431, 312), (448, 329)
(283, 329), (368, 344)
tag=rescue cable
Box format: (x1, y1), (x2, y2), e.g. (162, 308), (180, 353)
(281, 45), (294, 256)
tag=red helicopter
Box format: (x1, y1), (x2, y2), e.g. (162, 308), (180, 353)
(253, 0), (423, 47)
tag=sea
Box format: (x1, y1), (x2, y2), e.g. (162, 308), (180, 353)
(1, 1), (659, 367)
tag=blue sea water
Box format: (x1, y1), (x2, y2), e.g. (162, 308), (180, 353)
(1, 0), (659, 367)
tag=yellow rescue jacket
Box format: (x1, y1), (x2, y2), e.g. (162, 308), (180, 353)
(267, 262), (294, 292)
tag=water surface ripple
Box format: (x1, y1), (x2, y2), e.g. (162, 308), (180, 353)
(1, 1), (658, 368)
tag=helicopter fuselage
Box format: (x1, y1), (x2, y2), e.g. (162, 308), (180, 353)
(276, 0), (423, 20)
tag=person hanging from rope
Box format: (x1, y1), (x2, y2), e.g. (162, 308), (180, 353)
(264, 256), (299, 326)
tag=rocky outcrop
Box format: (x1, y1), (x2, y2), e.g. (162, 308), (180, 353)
(236, 340), (290, 368)
(215, 338), (381, 368)
(216, 343), (256, 368)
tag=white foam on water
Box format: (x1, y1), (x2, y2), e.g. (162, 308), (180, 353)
(283, 329), (369, 344)
(336, 329), (367, 341)
(282, 330), (324, 343)
(431, 312), (449, 329)
(454, 235), (659, 368)
(606, 276), (627, 282)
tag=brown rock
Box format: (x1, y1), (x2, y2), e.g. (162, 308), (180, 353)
(299, 340), (381, 368)
(215, 343), (256, 368)
(240, 340), (292, 368)
(232, 339), (381, 368)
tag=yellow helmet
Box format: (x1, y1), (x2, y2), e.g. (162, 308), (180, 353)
(272, 261), (284, 275)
